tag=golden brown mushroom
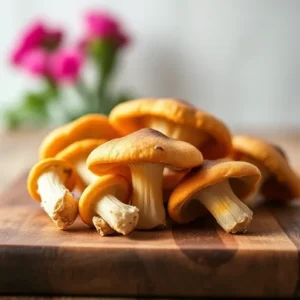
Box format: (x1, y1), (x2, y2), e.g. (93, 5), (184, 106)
(87, 128), (203, 229)
(79, 175), (137, 235)
(39, 114), (120, 159)
(27, 158), (78, 229)
(109, 98), (232, 159)
(232, 135), (300, 205)
(168, 160), (261, 233)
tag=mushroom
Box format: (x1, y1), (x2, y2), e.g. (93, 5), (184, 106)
(109, 98), (232, 159)
(79, 175), (138, 235)
(232, 135), (300, 205)
(27, 158), (78, 229)
(168, 160), (261, 233)
(39, 114), (121, 159)
(56, 139), (108, 191)
(87, 128), (203, 230)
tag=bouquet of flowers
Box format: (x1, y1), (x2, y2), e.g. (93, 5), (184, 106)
(6, 10), (132, 128)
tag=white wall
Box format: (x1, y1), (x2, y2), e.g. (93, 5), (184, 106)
(1, 0), (300, 130)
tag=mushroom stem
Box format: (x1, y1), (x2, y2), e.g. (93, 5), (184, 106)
(130, 163), (165, 229)
(94, 194), (139, 235)
(147, 118), (208, 148)
(92, 216), (116, 236)
(194, 180), (253, 233)
(37, 170), (78, 229)
(76, 159), (99, 186)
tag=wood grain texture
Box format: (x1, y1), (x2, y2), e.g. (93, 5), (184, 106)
(0, 174), (300, 298)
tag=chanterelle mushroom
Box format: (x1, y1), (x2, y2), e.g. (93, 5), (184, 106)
(79, 175), (138, 235)
(232, 135), (300, 205)
(87, 128), (203, 229)
(109, 98), (232, 159)
(39, 114), (120, 159)
(27, 158), (78, 229)
(168, 160), (261, 234)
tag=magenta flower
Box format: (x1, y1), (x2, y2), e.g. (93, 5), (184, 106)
(84, 11), (129, 47)
(49, 49), (84, 84)
(20, 48), (49, 76)
(10, 20), (63, 66)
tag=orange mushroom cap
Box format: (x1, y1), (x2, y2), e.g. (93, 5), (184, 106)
(39, 114), (121, 159)
(79, 175), (131, 227)
(232, 135), (300, 201)
(168, 160), (261, 224)
(109, 98), (232, 159)
(27, 158), (76, 202)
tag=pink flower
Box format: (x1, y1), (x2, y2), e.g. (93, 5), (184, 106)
(49, 49), (84, 83)
(20, 48), (49, 76)
(84, 11), (129, 48)
(10, 20), (63, 66)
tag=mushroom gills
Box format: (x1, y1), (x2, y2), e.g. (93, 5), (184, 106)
(146, 117), (208, 148)
(130, 163), (166, 229)
(93, 193), (139, 235)
(76, 159), (99, 185)
(37, 169), (78, 229)
(193, 180), (253, 233)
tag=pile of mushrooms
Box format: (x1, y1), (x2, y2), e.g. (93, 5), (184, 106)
(27, 98), (300, 235)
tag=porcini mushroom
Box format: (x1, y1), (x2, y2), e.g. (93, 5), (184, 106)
(56, 139), (108, 191)
(109, 98), (232, 159)
(87, 128), (203, 229)
(39, 114), (120, 159)
(232, 135), (300, 204)
(27, 158), (78, 229)
(168, 160), (261, 233)
(79, 175), (138, 235)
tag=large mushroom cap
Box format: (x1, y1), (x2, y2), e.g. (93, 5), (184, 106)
(27, 158), (76, 202)
(79, 175), (131, 227)
(109, 98), (232, 159)
(39, 114), (121, 159)
(168, 160), (261, 224)
(232, 135), (300, 201)
(87, 128), (203, 175)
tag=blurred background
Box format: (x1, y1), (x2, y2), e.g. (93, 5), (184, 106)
(1, 0), (300, 131)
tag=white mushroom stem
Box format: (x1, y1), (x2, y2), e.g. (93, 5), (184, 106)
(92, 216), (115, 236)
(194, 180), (253, 233)
(146, 118), (208, 148)
(76, 159), (99, 186)
(93, 194), (139, 235)
(37, 170), (78, 229)
(130, 163), (166, 229)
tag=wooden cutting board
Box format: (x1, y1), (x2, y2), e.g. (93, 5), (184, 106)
(1, 174), (300, 298)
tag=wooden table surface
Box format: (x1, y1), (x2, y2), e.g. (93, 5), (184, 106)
(1, 129), (300, 299)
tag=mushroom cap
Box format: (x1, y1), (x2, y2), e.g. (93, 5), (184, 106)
(163, 168), (190, 190)
(87, 128), (203, 175)
(168, 160), (261, 224)
(79, 174), (131, 227)
(109, 98), (232, 159)
(39, 114), (121, 159)
(232, 135), (300, 201)
(27, 158), (76, 202)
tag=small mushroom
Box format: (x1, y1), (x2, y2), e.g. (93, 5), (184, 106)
(168, 160), (261, 233)
(87, 128), (203, 229)
(56, 139), (108, 191)
(109, 98), (232, 159)
(79, 175), (138, 235)
(27, 158), (78, 229)
(39, 114), (121, 159)
(232, 135), (300, 205)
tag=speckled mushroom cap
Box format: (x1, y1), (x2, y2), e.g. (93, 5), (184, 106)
(232, 135), (300, 201)
(168, 160), (261, 224)
(39, 114), (121, 159)
(109, 98), (232, 159)
(87, 128), (203, 175)
(79, 175), (131, 227)
(27, 158), (76, 202)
